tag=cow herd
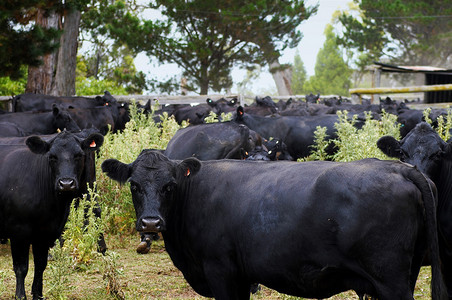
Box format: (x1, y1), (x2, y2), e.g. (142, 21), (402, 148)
(1, 92), (452, 299)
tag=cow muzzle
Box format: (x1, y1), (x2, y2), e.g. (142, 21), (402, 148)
(57, 178), (77, 192)
(139, 217), (164, 233)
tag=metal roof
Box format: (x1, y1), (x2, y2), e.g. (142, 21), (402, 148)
(372, 62), (452, 74)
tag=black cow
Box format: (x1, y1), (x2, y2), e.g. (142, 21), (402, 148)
(0, 121), (26, 137)
(68, 106), (116, 135)
(234, 106), (340, 160)
(0, 131), (104, 299)
(102, 151), (446, 300)
(0, 104), (80, 135)
(164, 122), (261, 160)
(243, 138), (293, 161)
(377, 122), (452, 297)
(12, 91), (113, 112)
(207, 97), (238, 115)
(136, 122), (261, 254)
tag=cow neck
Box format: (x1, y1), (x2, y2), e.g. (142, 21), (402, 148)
(437, 157), (452, 212)
(165, 175), (193, 239)
(161, 175), (198, 273)
(30, 153), (75, 222)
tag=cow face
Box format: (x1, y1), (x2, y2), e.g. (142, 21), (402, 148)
(377, 122), (447, 178)
(102, 150), (201, 233)
(52, 104), (81, 132)
(26, 131), (103, 192)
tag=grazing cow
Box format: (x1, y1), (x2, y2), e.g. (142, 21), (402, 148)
(0, 104), (80, 135)
(164, 122), (261, 160)
(234, 106), (340, 160)
(377, 121), (452, 297)
(102, 151), (446, 300)
(0, 131), (104, 299)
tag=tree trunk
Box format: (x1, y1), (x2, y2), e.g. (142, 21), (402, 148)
(199, 64), (209, 95)
(51, 9), (81, 96)
(268, 59), (293, 96)
(26, 9), (59, 94)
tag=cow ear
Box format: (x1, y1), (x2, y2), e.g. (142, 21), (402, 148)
(26, 136), (50, 154)
(81, 133), (104, 151)
(206, 98), (214, 107)
(101, 159), (131, 184)
(377, 135), (402, 158)
(236, 106), (244, 121)
(178, 157), (201, 178)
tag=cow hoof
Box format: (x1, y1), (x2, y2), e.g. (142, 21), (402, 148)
(136, 241), (150, 254)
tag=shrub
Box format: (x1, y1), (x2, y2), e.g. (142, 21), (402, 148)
(305, 110), (400, 162)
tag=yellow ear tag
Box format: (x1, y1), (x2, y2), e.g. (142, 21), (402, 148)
(185, 169), (191, 177)
(90, 141), (96, 148)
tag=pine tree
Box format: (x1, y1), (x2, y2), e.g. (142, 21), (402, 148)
(304, 24), (351, 96)
(291, 51), (307, 95)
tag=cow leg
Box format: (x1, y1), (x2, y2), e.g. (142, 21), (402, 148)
(31, 242), (49, 300)
(92, 203), (108, 254)
(439, 247), (452, 298)
(10, 239), (30, 300)
(203, 262), (250, 300)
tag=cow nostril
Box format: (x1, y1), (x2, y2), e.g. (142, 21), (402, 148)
(58, 178), (76, 191)
(141, 218), (162, 233)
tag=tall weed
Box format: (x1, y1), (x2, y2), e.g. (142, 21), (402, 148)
(96, 101), (184, 235)
(332, 110), (400, 162)
(47, 186), (105, 299)
(306, 110), (400, 162)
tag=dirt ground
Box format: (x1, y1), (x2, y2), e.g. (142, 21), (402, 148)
(0, 234), (432, 299)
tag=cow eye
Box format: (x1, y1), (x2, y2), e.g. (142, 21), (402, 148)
(162, 182), (176, 194)
(49, 154), (57, 163)
(130, 182), (140, 193)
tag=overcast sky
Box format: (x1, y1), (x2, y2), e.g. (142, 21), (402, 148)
(135, 0), (351, 95)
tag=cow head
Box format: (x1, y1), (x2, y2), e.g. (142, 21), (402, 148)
(26, 131), (104, 192)
(206, 97), (238, 115)
(235, 106), (245, 122)
(377, 122), (449, 179)
(51, 103), (81, 132)
(101, 150), (201, 233)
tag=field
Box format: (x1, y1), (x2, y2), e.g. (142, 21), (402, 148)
(0, 234), (433, 299)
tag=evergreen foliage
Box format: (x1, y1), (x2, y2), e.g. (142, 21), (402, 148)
(104, 0), (316, 94)
(337, 0), (452, 68)
(291, 51), (307, 95)
(303, 24), (352, 96)
(0, 0), (61, 79)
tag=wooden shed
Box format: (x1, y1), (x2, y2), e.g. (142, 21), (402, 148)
(371, 62), (452, 103)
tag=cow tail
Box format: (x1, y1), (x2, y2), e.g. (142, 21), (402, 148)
(409, 166), (447, 300)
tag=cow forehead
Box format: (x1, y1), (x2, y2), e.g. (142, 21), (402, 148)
(49, 135), (83, 153)
(402, 133), (444, 155)
(131, 153), (175, 181)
